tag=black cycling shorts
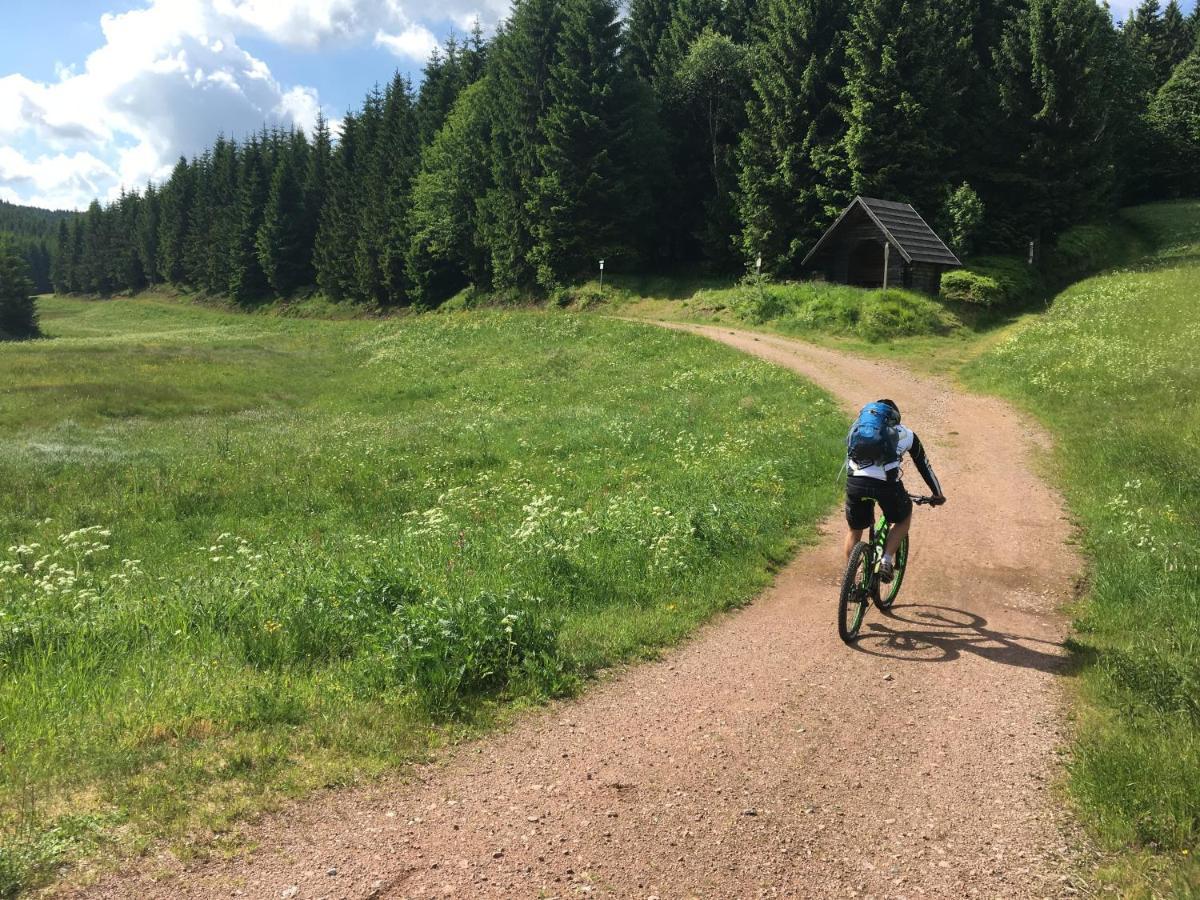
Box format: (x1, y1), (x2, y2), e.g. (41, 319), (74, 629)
(845, 476), (913, 531)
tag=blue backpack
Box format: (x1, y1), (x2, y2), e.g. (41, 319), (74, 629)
(847, 402), (900, 468)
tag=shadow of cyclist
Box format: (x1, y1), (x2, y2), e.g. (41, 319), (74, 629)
(851, 603), (1068, 674)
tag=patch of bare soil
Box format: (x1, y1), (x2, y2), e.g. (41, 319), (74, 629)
(74, 326), (1085, 899)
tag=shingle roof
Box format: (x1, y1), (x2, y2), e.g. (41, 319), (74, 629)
(802, 197), (962, 268)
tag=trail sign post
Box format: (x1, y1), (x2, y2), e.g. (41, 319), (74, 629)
(599, 259), (605, 297)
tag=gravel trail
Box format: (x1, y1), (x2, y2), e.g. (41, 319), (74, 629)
(77, 325), (1084, 900)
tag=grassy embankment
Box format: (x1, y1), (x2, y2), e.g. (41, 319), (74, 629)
(966, 200), (1200, 895)
(0, 301), (845, 894)
(605, 213), (1151, 374)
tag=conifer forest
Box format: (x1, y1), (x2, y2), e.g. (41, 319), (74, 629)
(34, 0), (1200, 305)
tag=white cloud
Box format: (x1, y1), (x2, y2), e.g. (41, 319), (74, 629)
(0, 0), (327, 209)
(214, 0), (383, 47)
(216, 0), (509, 49)
(374, 23), (439, 61)
(0, 146), (117, 211)
(1, 0), (519, 210)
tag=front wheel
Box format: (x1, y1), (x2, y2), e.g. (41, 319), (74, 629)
(838, 542), (872, 643)
(876, 536), (909, 611)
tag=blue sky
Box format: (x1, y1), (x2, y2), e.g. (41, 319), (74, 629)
(0, 0), (1192, 211)
(0, 0), (509, 210)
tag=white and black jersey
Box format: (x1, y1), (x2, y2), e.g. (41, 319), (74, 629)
(847, 425), (943, 497)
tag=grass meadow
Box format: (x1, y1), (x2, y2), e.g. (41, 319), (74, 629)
(967, 200), (1200, 894)
(0, 300), (845, 893)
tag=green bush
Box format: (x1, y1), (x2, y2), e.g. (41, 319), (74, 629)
(942, 256), (1043, 308)
(940, 269), (1004, 306)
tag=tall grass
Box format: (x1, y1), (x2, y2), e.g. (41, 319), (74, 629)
(0, 299), (844, 893)
(967, 200), (1200, 895)
(683, 281), (956, 342)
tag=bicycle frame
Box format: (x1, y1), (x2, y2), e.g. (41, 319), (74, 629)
(862, 497), (936, 599)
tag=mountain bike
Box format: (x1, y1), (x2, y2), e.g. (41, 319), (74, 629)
(838, 496), (939, 643)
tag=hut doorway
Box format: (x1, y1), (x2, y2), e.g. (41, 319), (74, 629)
(848, 239), (885, 288)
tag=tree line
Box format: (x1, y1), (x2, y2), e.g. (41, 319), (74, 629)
(0, 200), (72, 294)
(50, 0), (1200, 306)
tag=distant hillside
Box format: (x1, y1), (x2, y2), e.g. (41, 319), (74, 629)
(0, 200), (77, 293)
(0, 199), (75, 238)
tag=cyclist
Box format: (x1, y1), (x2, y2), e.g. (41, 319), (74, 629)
(844, 399), (945, 583)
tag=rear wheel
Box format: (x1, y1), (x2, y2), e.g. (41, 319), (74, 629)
(838, 542), (872, 643)
(877, 536), (909, 611)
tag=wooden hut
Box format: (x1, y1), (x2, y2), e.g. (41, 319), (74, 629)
(802, 197), (961, 296)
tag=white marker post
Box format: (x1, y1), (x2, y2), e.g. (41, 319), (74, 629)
(599, 259), (605, 297)
(882, 242), (891, 291)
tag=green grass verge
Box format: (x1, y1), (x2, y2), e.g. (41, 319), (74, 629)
(965, 200), (1200, 896)
(617, 280), (961, 344)
(0, 298), (845, 894)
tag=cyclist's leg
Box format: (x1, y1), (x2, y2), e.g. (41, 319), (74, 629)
(844, 528), (864, 560)
(844, 479), (875, 560)
(879, 483), (914, 560)
(884, 515), (911, 559)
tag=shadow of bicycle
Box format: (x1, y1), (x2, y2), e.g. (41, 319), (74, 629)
(852, 603), (1068, 674)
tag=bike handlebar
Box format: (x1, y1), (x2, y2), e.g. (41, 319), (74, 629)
(910, 495), (945, 507)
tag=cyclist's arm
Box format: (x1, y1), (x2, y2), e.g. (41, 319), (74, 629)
(909, 434), (944, 497)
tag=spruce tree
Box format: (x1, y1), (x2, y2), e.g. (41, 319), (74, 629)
(1127, 0), (1165, 45)
(157, 157), (193, 284)
(377, 74), (421, 304)
(204, 137), (241, 293)
(994, 0), (1116, 241)
(352, 86), (388, 303)
(183, 150), (214, 286)
(407, 80), (493, 304)
(737, 0), (852, 274)
(477, 0), (564, 290)
(315, 114), (363, 301)
(722, 0), (765, 45)
(655, 0), (723, 82)
(0, 239), (39, 340)
(51, 220), (71, 293)
(304, 113), (332, 266)
(626, 0), (673, 81)
(1150, 42), (1200, 196)
(136, 184), (161, 286)
(1161, 1), (1194, 75)
(229, 137), (271, 303)
(67, 219), (85, 293)
(81, 200), (113, 294)
(416, 39), (481, 148)
(844, 0), (957, 220)
(528, 0), (660, 287)
(257, 147), (310, 295)
(113, 189), (145, 291)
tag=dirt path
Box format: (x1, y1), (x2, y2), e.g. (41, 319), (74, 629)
(77, 326), (1084, 900)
